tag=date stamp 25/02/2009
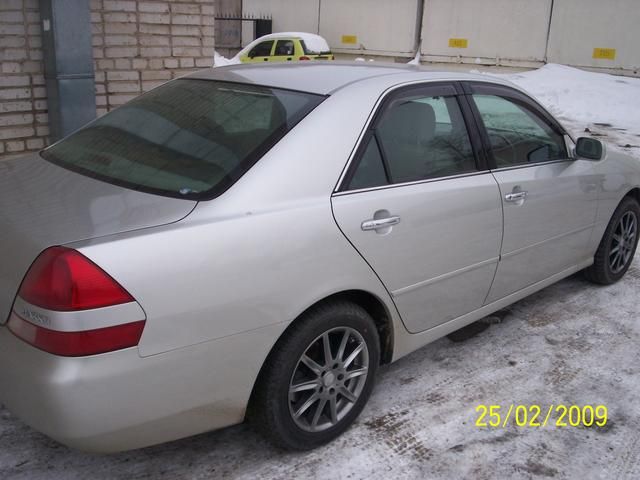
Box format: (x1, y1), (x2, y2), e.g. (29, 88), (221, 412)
(475, 405), (608, 428)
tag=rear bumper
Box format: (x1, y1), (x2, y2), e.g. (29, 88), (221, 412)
(0, 322), (286, 452)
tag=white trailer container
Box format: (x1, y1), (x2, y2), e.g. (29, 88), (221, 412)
(420, 0), (552, 67)
(241, 0), (640, 75)
(242, 0), (419, 57)
(318, 0), (419, 57)
(547, 0), (640, 73)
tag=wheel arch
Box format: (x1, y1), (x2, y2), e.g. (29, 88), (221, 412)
(245, 289), (395, 420)
(585, 187), (640, 284)
(625, 187), (640, 205)
(276, 289), (394, 365)
(594, 187), (640, 248)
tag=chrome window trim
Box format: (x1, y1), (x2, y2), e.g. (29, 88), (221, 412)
(333, 79), (477, 194)
(332, 170), (490, 197)
(487, 158), (575, 174)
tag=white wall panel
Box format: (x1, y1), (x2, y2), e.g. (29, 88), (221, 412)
(319, 0), (419, 55)
(547, 0), (640, 71)
(421, 0), (552, 64)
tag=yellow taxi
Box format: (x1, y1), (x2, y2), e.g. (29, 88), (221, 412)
(239, 32), (334, 63)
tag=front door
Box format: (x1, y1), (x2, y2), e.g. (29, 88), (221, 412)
(332, 84), (502, 333)
(465, 83), (599, 302)
(246, 40), (274, 62)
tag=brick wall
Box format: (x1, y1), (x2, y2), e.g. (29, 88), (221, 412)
(91, 0), (216, 115)
(0, 0), (215, 160)
(0, 0), (48, 158)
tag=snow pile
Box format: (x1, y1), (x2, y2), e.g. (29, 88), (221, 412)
(497, 64), (640, 136)
(213, 50), (241, 67)
(407, 50), (421, 66)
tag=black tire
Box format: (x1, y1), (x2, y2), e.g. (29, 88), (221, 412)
(584, 196), (640, 285)
(249, 301), (380, 450)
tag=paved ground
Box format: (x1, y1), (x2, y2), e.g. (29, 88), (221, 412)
(1, 249), (639, 479)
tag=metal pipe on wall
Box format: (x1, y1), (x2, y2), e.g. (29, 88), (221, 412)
(39, 0), (96, 142)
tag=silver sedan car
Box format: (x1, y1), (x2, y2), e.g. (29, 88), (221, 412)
(1, 63), (639, 453)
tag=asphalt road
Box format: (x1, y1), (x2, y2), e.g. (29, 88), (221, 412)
(1, 248), (639, 479)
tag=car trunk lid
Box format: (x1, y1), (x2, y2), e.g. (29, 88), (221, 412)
(0, 154), (196, 324)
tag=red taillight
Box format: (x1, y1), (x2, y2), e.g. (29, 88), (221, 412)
(8, 313), (145, 357)
(299, 56), (311, 61)
(19, 246), (134, 311)
(10, 246), (144, 356)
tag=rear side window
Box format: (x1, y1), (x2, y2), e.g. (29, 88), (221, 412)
(300, 40), (330, 55)
(347, 93), (476, 189)
(349, 137), (388, 190)
(275, 40), (295, 56)
(41, 79), (324, 200)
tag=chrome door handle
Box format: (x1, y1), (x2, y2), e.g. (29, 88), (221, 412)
(504, 191), (528, 202)
(361, 216), (401, 231)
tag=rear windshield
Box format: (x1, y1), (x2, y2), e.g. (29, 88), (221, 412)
(41, 79), (325, 200)
(300, 40), (331, 55)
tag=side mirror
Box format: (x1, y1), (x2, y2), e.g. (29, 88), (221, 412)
(575, 137), (604, 160)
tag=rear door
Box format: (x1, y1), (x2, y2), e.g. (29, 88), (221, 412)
(332, 83), (502, 333)
(464, 82), (598, 303)
(272, 39), (296, 62)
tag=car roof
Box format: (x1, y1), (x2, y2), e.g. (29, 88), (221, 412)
(242, 32), (326, 43)
(186, 61), (517, 96)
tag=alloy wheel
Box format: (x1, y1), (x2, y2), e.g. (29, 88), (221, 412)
(609, 211), (638, 274)
(288, 327), (370, 432)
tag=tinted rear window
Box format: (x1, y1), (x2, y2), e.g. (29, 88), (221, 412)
(300, 40), (331, 55)
(41, 79), (325, 200)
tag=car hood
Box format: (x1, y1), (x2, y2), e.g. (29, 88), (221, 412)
(0, 153), (196, 324)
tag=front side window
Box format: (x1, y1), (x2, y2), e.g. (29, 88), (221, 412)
(472, 94), (567, 167)
(41, 79), (324, 199)
(274, 40), (295, 56)
(348, 93), (476, 189)
(249, 40), (274, 57)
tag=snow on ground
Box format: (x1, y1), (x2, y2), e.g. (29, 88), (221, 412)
(493, 64), (640, 153)
(2, 259), (639, 479)
(1, 64), (640, 479)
